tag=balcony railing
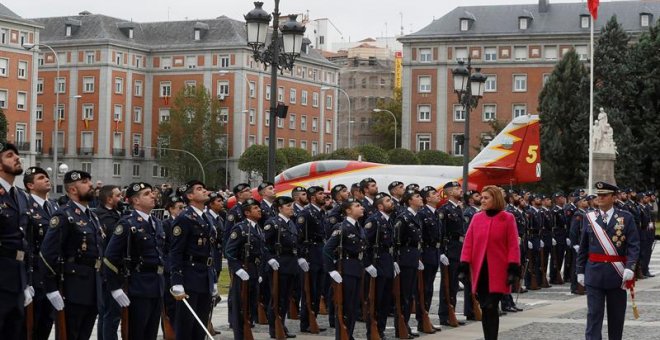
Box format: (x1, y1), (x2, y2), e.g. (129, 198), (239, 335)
(133, 150), (145, 158)
(77, 147), (94, 156)
(13, 142), (30, 151)
(48, 147), (65, 156)
(112, 148), (126, 157)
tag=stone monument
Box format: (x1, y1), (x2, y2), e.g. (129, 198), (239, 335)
(592, 108), (617, 185)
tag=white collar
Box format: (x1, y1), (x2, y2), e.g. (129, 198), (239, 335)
(73, 200), (88, 213)
(135, 209), (151, 221)
(191, 205), (205, 218)
(31, 193), (46, 207)
(448, 199), (460, 208)
(0, 177), (13, 192)
(278, 213), (290, 223)
(425, 204), (436, 213)
(365, 196), (374, 205)
(263, 199), (273, 207)
(346, 216), (357, 226)
(407, 207), (417, 216)
(380, 211), (390, 221)
(207, 209), (219, 219)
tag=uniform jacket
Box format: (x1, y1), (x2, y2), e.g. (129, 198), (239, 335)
(0, 185), (29, 295)
(418, 205), (443, 265)
(26, 195), (55, 291)
(576, 208), (640, 289)
(40, 200), (103, 306)
(169, 206), (218, 294)
(460, 211), (520, 294)
(364, 212), (395, 278)
(206, 210), (224, 273)
(224, 204), (244, 246)
(225, 219), (265, 278)
(323, 203), (343, 239)
(393, 208), (422, 268)
(439, 200), (465, 260)
(95, 205), (122, 250)
(263, 215), (300, 275)
(103, 210), (165, 298)
(323, 219), (366, 278)
(296, 204), (326, 270)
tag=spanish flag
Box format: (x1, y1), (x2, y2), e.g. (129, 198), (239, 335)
(588, 0), (599, 20)
(83, 118), (89, 129)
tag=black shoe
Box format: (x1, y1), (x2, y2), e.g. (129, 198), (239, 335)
(502, 306), (518, 313)
(644, 272), (655, 277)
(416, 325), (436, 334)
(465, 315), (477, 321)
(432, 325), (442, 331)
(286, 333), (297, 338)
(515, 307), (523, 312)
(499, 311), (507, 316)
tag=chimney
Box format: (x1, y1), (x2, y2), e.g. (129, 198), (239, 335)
(539, 0), (549, 13)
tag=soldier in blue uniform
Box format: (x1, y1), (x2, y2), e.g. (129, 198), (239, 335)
(639, 192), (655, 278)
(438, 181), (470, 325)
(224, 183), (252, 246)
(550, 193), (568, 285)
(258, 181), (277, 226)
(393, 189), (424, 337)
(568, 195), (589, 294)
(324, 184), (348, 238)
(225, 199), (265, 340)
(524, 194), (544, 290)
(364, 192), (398, 339)
(359, 177), (379, 224)
(40, 170), (103, 340)
(323, 198), (366, 340)
(22, 166), (56, 340)
(263, 196), (308, 338)
(161, 194), (185, 332)
(502, 190), (525, 312)
(540, 195), (554, 288)
(205, 191), (225, 334)
(297, 186), (327, 333)
(388, 181), (405, 217)
(416, 186), (443, 333)
(292, 186), (308, 215)
(103, 182), (165, 340)
(463, 190), (482, 229)
(577, 181), (640, 340)
(350, 183), (364, 201)
(169, 180), (219, 340)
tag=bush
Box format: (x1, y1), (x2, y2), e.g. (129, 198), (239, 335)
(329, 148), (360, 160)
(417, 150), (455, 165)
(355, 144), (389, 163)
(387, 148), (420, 165)
(280, 147), (311, 168)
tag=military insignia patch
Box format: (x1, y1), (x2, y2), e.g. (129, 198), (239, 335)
(395, 221), (402, 228)
(227, 214), (235, 222)
(365, 222), (372, 229)
(114, 225), (124, 235)
(264, 224), (272, 231)
(132, 184), (141, 192)
(464, 217), (470, 224)
(75, 208), (81, 215)
(173, 226), (182, 237)
(332, 229), (341, 237)
(329, 217), (337, 224)
(49, 216), (60, 228)
(348, 233), (355, 238)
(33, 202), (38, 208)
(297, 216), (305, 224)
(137, 216), (143, 222)
(230, 231), (238, 239)
(438, 213), (444, 219)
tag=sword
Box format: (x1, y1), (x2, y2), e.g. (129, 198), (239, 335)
(171, 288), (215, 340)
(516, 258), (530, 305)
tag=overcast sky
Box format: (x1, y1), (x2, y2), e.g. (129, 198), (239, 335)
(6, 0), (590, 41)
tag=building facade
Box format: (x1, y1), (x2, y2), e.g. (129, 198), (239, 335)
(399, 0), (659, 155)
(30, 11), (338, 192)
(0, 4), (42, 174)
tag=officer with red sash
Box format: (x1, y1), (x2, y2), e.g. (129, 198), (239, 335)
(576, 181), (640, 340)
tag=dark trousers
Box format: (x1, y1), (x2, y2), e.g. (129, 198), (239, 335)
(438, 260), (460, 322)
(259, 269), (271, 322)
(335, 275), (360, 340)
(229, 275), (257, 340)
(395, 267), (417, 336)
(0, 290), (24, 340)
(366, 276), (392, 338)
(549, 243), (566, 283)
(524, 250), (542, 289)
(585, 285), (627, 340)
(175, 291), (212, 340)
(268, 271), (293, 336)
(300, 268), (323, 331)
(416, 263), (437, 324)
(463, 272), (475, 317)
(476, 258), (503, 340)
(66, 303), (98, 340)
(99, 286), (120, 340)
(163, 273), (176, 332)
(540, 246), (551, 284)
(325, 275), (335, 327)
(21, 293), (54, 340)
(128, 297), (161, 340)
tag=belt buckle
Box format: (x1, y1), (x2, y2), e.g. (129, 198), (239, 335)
(157, 266), (164, 274)
(16, 250), (25, 261)
(293, 249), (298, 256)
(94, 259), (101, 270)
(358, 252), (363, 260)
(206, 257), (213, 267)
(436, 242), (441, 249)
(389, 248), (394, 255)
(459, 236), (464, 243)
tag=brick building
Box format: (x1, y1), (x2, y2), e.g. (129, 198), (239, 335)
(30, 11), (338, 192)
(0, 4), (41, 170)
(398, 0), (659, 155)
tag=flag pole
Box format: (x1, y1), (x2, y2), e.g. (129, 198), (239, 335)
(588, 12), (595, 195)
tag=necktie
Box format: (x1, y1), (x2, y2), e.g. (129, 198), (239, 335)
(9, 187), (17, 206)
(601, 211), (608, 224)
(43, 201), (51, 215)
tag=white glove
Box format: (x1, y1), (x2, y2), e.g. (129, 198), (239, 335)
(577, 274), (585, 286)
(268, 259), (280, 270)
(329, 270), (342, 283)
(622, 269), (634, 282)
(236, 269), (250, 281)
(439, 254), (449, 266)
(418, 260), (425, 270)
(111, 289), (131, 307)
(212, 284), (219, 297)
(365, 265), (377, 278)
(528, 241), (533, 250)
(566, 238), (571, 246)
(393, 262), (401, 277)
(573, 245), (580, 252)
(297, 258), (310, 272)
(170, 285), (187, 300)
(23, 286), (35, 307)
(552, 238), (557, 246)
(540, 240), (545, 248)
(258, 276), (263, 283)
(46, 291), (64, 311)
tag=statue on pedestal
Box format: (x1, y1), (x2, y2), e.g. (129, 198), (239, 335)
(593, 108), (617, 154)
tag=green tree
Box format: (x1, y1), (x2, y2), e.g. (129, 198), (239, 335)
(355, 144), (389, 163)
(475, 119), (507, 152)
(280, 147), (312, 168)
(388, 148), (419, 165)
(312, 153), (331, 161)
(158, 85), (226, 188)
(417, 149), (459, 165)
(238, 144), (287, 180)
(0, 108), (7, 142)
(329, 148), (360, 160)
(370, 87), (402, 149)
(627, 20), (660, 189)
(593, 16), (641, 188)
(538, 49), (590, 193)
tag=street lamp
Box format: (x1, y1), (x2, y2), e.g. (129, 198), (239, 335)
(321, 86), (352, 148)
(245, 1), (305, 182)
(451, 57), (487, 195)
(372, 108), (398, 149)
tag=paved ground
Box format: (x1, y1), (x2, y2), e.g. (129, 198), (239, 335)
(52, 244), (660, 339)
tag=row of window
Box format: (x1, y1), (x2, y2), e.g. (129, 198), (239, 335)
(73, 161), (168, 178)
(0, 58), (29, 78)
(0, 28), (28, 46)
(418, 73), (550, 94)
(33, 103), (143, 124)
(458, 13), (653, 33)
(416, 103), (527, 122)
(414, 133), (491, 156)
(252, 137), (332, 156)
(0, 89), (28, 110)
(417, 45), (589, 63)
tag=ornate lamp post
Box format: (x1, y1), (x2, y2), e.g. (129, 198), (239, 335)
(451, 57), (486, 195)
(244, 1), (305, 182)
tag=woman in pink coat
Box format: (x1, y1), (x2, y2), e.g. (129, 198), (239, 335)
(459, 185), (521, 340)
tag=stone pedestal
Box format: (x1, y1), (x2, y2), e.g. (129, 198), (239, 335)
(593, 152), (617, 186)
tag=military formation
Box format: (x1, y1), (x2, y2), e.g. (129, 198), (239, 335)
(0, 138), (656, 340)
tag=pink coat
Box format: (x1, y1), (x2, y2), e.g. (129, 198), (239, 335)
(460, 210), (520, 294)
